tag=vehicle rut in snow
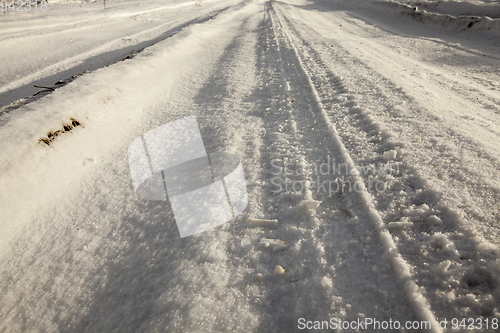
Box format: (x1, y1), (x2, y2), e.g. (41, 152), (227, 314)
(223, 2), (429, 331)
(272, 0), (500, 327)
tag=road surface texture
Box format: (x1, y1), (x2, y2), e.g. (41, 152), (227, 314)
(1, 0), (499, 332)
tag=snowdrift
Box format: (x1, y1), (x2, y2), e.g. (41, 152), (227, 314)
(349, 0), (500, 36)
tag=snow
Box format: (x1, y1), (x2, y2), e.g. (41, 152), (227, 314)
(394, 0), (500, 19)
(0, 0), (232, 109)
(1, 0), (500, 331)
(296, 199), (322, 210)
(345, 0), (500, 34)
(383, 149), (398, 160)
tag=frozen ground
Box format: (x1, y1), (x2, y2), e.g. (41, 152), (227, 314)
(1, 0), (500, 332)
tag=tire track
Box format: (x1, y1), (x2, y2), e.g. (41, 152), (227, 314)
(230, 1), (420, 331)
(274, 2), (500, 327)
(0, 6), (261, 332)
(268, 2), (442, 331)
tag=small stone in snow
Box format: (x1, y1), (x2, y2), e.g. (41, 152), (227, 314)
(274, 265), (286, 276)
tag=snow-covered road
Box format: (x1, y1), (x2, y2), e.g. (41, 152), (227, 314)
(1, 0), (500, 331)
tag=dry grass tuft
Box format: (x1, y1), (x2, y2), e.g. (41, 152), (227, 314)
(38, 118), (81, 146)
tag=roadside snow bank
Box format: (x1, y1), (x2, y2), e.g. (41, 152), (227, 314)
(349, 0), (500, 35)
(0, 0), (252, 251)
(409, 0), (500, 19)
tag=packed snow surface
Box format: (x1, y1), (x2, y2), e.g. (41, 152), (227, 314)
(1, 0), (500, 332)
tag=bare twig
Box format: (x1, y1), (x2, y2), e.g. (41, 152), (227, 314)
(34, 85), (55, 91)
